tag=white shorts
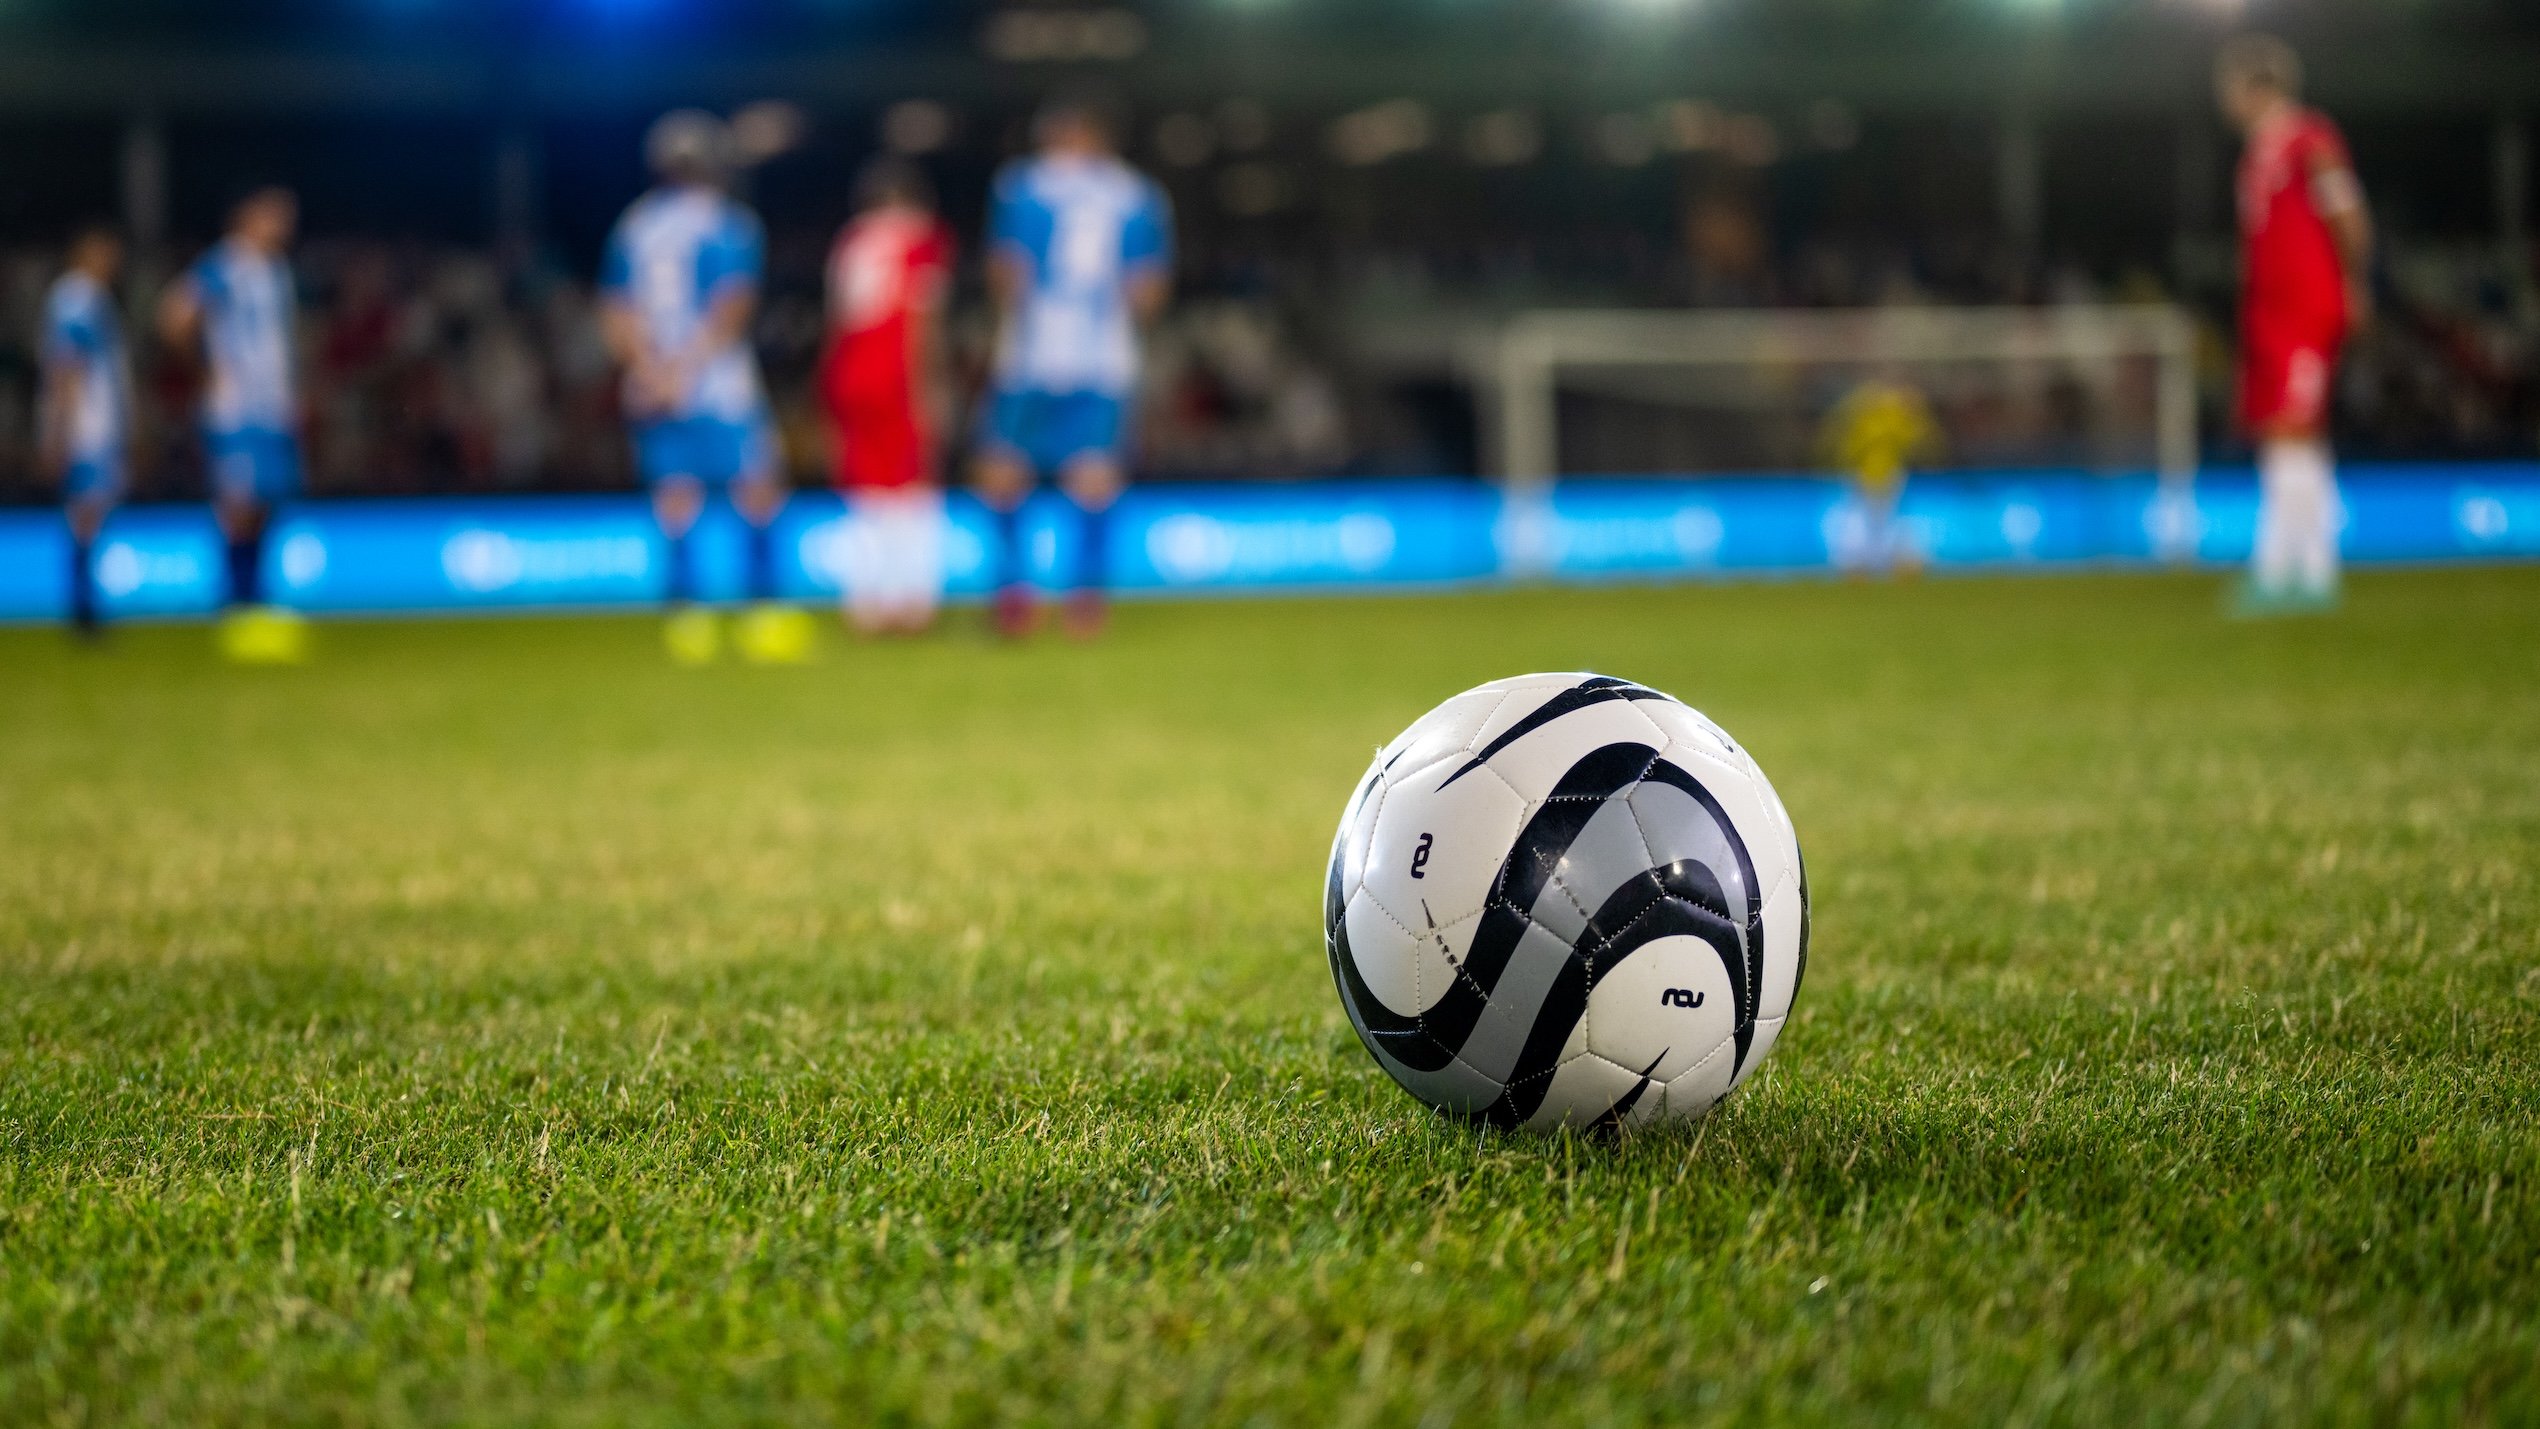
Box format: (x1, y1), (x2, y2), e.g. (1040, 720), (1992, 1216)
(840, 487), (945, 615)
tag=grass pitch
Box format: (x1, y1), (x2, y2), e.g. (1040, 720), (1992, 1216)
(3, 569), (2536, 1426)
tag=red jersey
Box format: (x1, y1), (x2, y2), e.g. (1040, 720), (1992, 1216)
(822, 210), (951, 490)
(2237, 105), (2355, 337)
(825, 210), (952, 395)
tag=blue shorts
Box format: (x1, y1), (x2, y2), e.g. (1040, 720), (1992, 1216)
(981, 389), (1129, 478)
(63, 454), (127, 506)
(635, 416), (778, 488)
(207, 427), (303, 505)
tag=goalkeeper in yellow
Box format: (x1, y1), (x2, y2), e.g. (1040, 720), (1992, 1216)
(1822, 379), (1941, 576)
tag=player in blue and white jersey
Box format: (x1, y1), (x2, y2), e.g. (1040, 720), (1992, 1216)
(39, 224), (131, 640)
(975, 95), (1174, 639)
(600, 110), (806, 665)
(159, 186), (309, 661)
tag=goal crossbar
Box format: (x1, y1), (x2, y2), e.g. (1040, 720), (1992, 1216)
(1490, 305), (2200, 491)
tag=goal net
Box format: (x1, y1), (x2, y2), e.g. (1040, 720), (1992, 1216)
(1485, 306), (2199, 493)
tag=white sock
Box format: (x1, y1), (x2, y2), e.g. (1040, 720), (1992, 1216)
(2254, 438), (2332, 595)
(2289, 442), (2342, 594)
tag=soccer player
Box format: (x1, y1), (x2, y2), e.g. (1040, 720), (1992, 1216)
(601, 110), (808, 665)
(2217, 34), (2373, 614)
(821, 159), (955, 636)
(1822, 378), (1940, 578)
(39, 224), (131, 641)
(159, 186), (310, 661)
(976, 95), (1173, 638)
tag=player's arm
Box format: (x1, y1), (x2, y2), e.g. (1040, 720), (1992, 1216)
(597, 299), (650, 370)
(35, 351), (84, 483)
(599, 296), (682, 419)
(910, 251), (952, 432)
(661, 215), (762, 392)
(593, 224), (667, 412)
(2307, 143), (2375, 327)
(1124, 183), (1174, 324)
(983, 168), (1034, 323)
(697, 282), (757, 358)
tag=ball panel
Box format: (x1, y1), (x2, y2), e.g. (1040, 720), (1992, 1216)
(1728, 1015), (1786, 1091)
(1756, 874), (1806, 1023)
(1338, 890), (1432, 1020)
(1650, 742), (1776, 880)
(1377, 686), (1519, 779)
(1659, 1033), (1740, 1120)
(1451, 917), (1579, 1086)
(1520, 1050), (1661, 1132)
(1339, 767), (1387, 899)
(1621, 773), (1759, 934)
(1583, 932), (1739, 1086)
(1463, 670), (1609, 698)
(1361, 757), (1529, 931)
(1531, 794), (1662, 946)
(1330, 760), (1384, 905)
(1364, 1034), (1506, 1117)
(1460, 695), (1673, 804)
(1636, 698), (1744, 764)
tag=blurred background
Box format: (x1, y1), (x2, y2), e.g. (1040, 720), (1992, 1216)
(0, 0), (2534, 504)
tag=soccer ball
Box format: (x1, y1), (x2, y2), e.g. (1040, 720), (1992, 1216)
(1324, 673), (1809, 1131)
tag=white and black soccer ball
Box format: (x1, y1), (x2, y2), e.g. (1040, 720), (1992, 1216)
(1324, 674), (1809, 1131)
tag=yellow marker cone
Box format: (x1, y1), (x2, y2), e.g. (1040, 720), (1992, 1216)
(736, 604), (818, 665)
(663, 609), (722, 665)
(217, 607), (312, 665)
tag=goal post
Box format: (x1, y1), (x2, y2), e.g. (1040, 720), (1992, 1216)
(1487, 306), (2201, 503)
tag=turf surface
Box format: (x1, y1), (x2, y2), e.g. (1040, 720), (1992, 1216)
(3, 569), (2535, 1426)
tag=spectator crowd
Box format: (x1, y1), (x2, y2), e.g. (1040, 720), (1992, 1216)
(1, 179), (2533, 503)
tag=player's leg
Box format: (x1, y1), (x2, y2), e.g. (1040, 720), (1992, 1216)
(2299, 444), (2343, 598)
(878, 486), (945, 635)
(641, 421), (706, 607)
(724, 420), (815, 664)
(731, 420), (787, 605)
(645, 422), (721, 663)
(973, 390), (1040, 638)
(209, 433), (267, 612)
(653, 477), (707, 601)
(2241, 342), (2337, 612)
(61, 462), (118, 640)
(2265, 436), (2326, 593)
(2284, 349), (2343, 601)
(839, 490), (883, 635)
(1052, 392), (1129, 639)
(209, 435), (312, 662)
(1056, 455), (1122, 638)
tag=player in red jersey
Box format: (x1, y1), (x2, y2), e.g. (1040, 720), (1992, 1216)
(2218, 34), (2373, 613)
(819, 160), (955, 634)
